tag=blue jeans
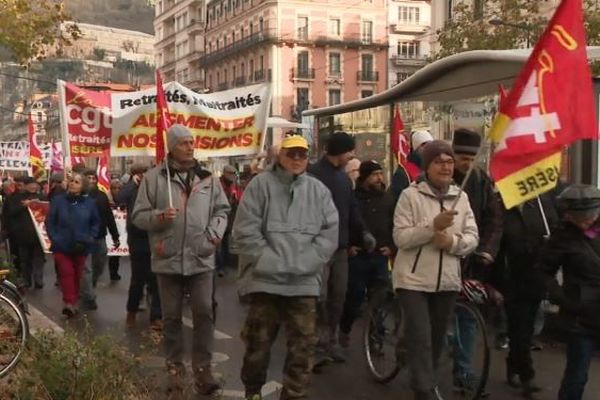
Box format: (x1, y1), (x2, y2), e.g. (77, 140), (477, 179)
(339, 252), (389, 334)
(452, 305), (478, 378)
(80, 238), (106, 303)
(558, 334), (597, 400)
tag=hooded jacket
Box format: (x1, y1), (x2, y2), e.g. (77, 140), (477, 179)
(392, 181), (479, 292)
(131, 160), (230, 275)
(232, 164), (339, 297)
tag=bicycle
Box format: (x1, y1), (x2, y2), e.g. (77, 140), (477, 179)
(364, 282), (491, 400)
(0, 269), (29, 378)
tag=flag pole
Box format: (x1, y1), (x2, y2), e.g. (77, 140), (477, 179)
(164, 135), (173, 209)
(450, 144), (485, 210)
(536, 196), (551, 238)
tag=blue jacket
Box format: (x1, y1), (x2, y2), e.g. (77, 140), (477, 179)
(47, 193), (100, 255)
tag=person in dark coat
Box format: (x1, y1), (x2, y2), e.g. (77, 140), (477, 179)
(2, 176), (25, 273)
(48, 173), (67, 202)
(216, 165), (242, 277)
(47, 172), (100, 317)
(80, 169), (120, 310)
(389, 130), (433, 202)
(339, 160), (395, 346)
(6, 177), (46, 288)
(500, 187), (562, 397)
(308, 131), (374, 365)
(116, 164), (162, 328)
(536, 185), (600, 400)
(451, 128), (504, 391)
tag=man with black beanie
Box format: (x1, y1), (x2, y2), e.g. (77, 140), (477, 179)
(339, 160), (395, 346)
(308, 131), (375, 366)
(451, 128), (504, 393)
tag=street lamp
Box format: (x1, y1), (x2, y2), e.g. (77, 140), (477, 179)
(489, 17), (532, 47)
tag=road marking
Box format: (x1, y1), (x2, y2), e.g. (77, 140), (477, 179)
(182, 316), (232, 339)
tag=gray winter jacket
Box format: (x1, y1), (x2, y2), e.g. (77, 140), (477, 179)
(132, 161), (230, 275)
(232, 164), (339, 297)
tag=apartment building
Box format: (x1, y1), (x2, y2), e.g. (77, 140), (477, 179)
(154, 0), (207, 90)
(387, 0), (431, 88)
(199, 0), (388, 121)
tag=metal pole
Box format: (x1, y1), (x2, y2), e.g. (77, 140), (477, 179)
(536, 196), (551, 238)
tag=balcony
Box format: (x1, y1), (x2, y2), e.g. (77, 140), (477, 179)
(391, 55), (427, 67)
(156, 29), (177, 47)
(252, 69), (272, 82)
(291, 68), (315, 80)
(186, 18), (205, 34)
(390, 23), (429, 34)
(357, 70), (378, 82)
(217, 82), (229, 91)
(312, 34), (388, 50)
(233, 76), (247, 87)
(199, 31), (277, 66)
(290, 103), (309, 121)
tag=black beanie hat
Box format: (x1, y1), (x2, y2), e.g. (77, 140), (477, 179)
(452, 128), (481, 155)
(421, 140), (454, 170)
(359, 160), (383, 180)
(326, 132), (356, 156)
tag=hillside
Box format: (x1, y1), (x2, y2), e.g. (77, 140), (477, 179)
(65, 0), (155, 34)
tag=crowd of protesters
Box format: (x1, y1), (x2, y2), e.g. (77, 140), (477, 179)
(0, 123), (599, 400)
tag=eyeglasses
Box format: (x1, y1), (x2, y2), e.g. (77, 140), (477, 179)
(284, 148), (309, 160)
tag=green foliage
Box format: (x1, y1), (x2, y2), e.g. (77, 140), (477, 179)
(92, 47), (106, 61)
(4, 328), (156, 400)
(0, 1), (80, 65)
(433, 0), (600, 74)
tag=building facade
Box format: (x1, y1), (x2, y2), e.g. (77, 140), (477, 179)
(387, 0), (430, 88)
(154, 0), (207, 90)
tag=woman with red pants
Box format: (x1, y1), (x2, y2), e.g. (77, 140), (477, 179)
(47, 172), (100, 318)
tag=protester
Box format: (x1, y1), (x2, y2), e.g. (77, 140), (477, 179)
(308, 131), (374, 365)
(132, 124), (230, 396)
(2, 176), (25, 273)
(536, 184), (600, 400)
(80, 169), (120, 310)
(217, 165), (242, 277)
(390, 129), (433, 202)
(451, 128), (504, 391)
(339, 160), (395, 347)
(116, 164), (161, 329)
(46, 173), (100, 318)
(6, 177), (46, 288)
(393, 140), (479, 400)
(232, 135), (339, 400)
(48, 173), (67, 202)
(500, 187), (561, 397)
(108, 178), (122, 281)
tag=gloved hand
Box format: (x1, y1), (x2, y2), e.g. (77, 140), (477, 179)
(362, 231), (377, 253)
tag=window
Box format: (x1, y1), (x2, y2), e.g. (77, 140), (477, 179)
(329, 18), (341, 36)
(224, 68), (228, 82)
(297, 16), (308, 40)
(398, 6), (420, 24)
(297, 51), (309, 73)
(329, 52), (341, 77)
(249, 59), (255, 79)
(297, 87), (309, 111)
(398, 41), (420, 58)
(260, 55), (264, 70)
(361, 54), (373, 73)
(328, 89), (341, 106)
(250, 23), (254, 36)
(361, 90), (373, 98)
(182, 68), (189, 82)
(259, 17), (264, 31)
(217, 71), (221, 83)
(361, 20), (373, 43)
(233, 66), (237, 81)
(224, 36), (227, 47)
(396, 72), (411, 84)
(209, 74), (213, 88)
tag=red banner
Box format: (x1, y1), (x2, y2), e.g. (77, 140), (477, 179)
(28, 114), (45, 179)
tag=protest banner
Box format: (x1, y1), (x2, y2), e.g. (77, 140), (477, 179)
(27, 201), (129, 256)
(58, 80), (272, 159)
(0, 141), (60, 172)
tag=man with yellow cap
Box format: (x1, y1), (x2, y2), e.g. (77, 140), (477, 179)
(232, 135), (339, 400)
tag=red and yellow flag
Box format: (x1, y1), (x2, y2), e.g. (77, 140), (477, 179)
(155, 70), (171, 164)
(28, 114), (45, 179)
(488, 0), (597, 209)
(96, 150), (111, 195)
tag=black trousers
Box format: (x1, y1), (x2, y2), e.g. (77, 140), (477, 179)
(505, 298), (541, 382)
(109, 256), (120, 278)
(126, 251), (161, 321)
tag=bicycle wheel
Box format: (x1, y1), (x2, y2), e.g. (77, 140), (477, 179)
(363, 291), (404, 383)
(438, 300), (491, 400)
(0, 280), (27, 313)
(0, 293), (29, 378)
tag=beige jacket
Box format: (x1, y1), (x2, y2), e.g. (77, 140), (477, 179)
(392, 181), (479, 293)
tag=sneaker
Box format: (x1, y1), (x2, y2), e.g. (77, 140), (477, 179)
(530, 340), (543, 351)
(454, 373), (479, 391)
(194, 365), (221, 395)
(495, 336), (509, 350)
(82, 300), (98, 311)
(339, 331), (350, 348)
(433, 386), (445, 400)
(328, 345), (347, 363)
(62, 305), (77, 319)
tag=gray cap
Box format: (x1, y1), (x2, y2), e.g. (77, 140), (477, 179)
(167, 124), (193, 152)
(557, 184), (600, 211)
(223, 165), (237, 174)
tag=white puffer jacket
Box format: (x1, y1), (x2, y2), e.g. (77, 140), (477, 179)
(392, 181), (479, 293)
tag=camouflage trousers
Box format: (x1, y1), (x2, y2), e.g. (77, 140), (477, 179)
(241, 293), (318, 398)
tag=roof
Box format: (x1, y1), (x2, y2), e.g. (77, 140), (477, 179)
(303, 47), (600, 117)
(77, 82), (138, 92)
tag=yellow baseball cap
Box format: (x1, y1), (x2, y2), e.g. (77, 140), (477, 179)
(281, 135), (309, 150)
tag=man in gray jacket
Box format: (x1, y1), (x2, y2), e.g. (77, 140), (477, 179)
(132, 124), (230, 396)
(232, 135), (339, 400)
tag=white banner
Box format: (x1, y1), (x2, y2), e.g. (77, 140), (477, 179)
(0, 141), (56, 172)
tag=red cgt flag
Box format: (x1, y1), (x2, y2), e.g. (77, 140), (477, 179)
(96, 150), (111, 196)
(155, 70), (171, 164)
(390, 105), (421, 181)
(488, 0), (597, 209)
(28, 114), (45, 179)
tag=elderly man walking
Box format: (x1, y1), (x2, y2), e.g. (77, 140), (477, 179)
(132, 124), (230, 396)
(232, 135), (339, 400)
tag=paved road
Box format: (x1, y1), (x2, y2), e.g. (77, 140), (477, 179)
(24, 258), (600, 400)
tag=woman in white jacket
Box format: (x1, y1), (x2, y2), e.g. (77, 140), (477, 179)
(393, 140), (479, 400)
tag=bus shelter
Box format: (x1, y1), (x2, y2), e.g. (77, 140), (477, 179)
(303, 48), (600, 186)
